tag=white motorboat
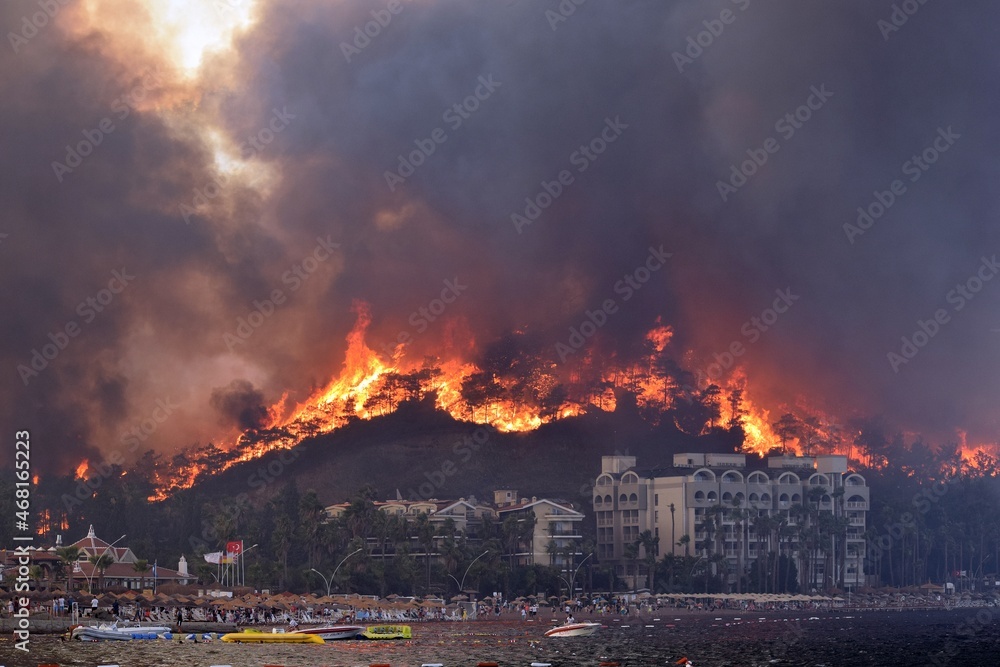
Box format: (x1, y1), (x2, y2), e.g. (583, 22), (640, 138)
(291, 624), (365, 640)
(543, 621), (601, 638)
(71, 622), (172, 641)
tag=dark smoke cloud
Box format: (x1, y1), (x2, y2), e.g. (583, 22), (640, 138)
(210, 379), (270, 431)
(2, 0), (999, 474)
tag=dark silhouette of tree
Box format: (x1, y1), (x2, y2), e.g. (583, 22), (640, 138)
(773, 413), (800, 453)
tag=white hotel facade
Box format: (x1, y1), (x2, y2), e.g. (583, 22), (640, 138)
(594, 453), (870, 591)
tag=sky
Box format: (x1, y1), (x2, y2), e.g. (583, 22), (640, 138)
(2, 0), (999, 475)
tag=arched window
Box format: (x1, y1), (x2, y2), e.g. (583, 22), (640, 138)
(604, 495), (612, 504)
(707, 491), (718, 502)
(619, 494), (627, 504)
(594, 496), (603, 506)
(629, 493), (638, 503)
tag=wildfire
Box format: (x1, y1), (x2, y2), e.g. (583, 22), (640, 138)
(147, 304), (847, 500)
(75, 460), (90, 480)
(955, 430), (999, 467)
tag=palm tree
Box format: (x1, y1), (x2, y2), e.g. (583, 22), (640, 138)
(132, 559), (151, 591)
(623, 542), (640, 592)
(87, 553), (114, 592)
(678, 533), (691, 558)
(57, 546), (82, 594)
(637, 530), (659, 590)
(415, 512), (436, 593)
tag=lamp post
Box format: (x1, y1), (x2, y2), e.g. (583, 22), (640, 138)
(448, 549), (490, 595)
(568, 552), (593, 598)
(83, 534), (126, 593)
(239, 543), (259, 588)
(447, 550), (488, 619)
(311, 547), (363, 596)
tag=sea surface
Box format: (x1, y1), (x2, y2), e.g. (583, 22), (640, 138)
(2, 609), (999, 667)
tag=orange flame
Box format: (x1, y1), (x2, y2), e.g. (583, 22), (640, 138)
(75, 460), (90, 480)
(148, 307), (859, 500)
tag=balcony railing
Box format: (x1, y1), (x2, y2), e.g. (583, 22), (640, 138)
(846, 501), (868, 509)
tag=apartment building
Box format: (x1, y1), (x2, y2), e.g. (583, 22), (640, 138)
(324, 490), (585, 571)
(594, 454), (869, 591)
(495, 490), (585, 570)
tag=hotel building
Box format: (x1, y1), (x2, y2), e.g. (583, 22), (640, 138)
(594, 453), (869, 591)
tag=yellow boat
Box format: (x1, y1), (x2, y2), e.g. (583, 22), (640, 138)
(361, 625), (412, 640)
(220, 629), (324, 644)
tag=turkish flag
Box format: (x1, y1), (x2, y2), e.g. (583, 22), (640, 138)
(226, 540), (243, 556)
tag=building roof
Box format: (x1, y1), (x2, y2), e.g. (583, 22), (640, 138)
(68, 525), (135, 563)
(496, 498), (583, 517)
(74, 561), (189, 581)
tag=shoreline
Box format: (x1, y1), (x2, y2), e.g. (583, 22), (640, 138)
(4, 603), (992, 634)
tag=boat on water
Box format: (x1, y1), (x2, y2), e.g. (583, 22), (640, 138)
(292, 624), (365, 640)
(70, 623), (173, 642)
(221, 629), (325, 643)
(361, 624), (412, 639)
(543, 621), (601, 638)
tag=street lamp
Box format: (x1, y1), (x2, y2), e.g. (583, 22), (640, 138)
(311, 547), (363, 596)
(448, 549), (489, 594)
(568, 552), (593, 597)
(83, 533), (126, 594)
(239, 543), (259, 588)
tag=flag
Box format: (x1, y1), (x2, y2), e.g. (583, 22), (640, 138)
(226, 540), (243, 557)
(204, 551), (223, 564)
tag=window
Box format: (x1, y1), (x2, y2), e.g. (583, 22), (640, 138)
(629, 493), (638, 503)
(654, 494), (659, 506)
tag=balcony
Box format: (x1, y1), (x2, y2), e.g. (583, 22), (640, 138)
(849, 517), (866, 526)
(846, 501), (868, 509)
